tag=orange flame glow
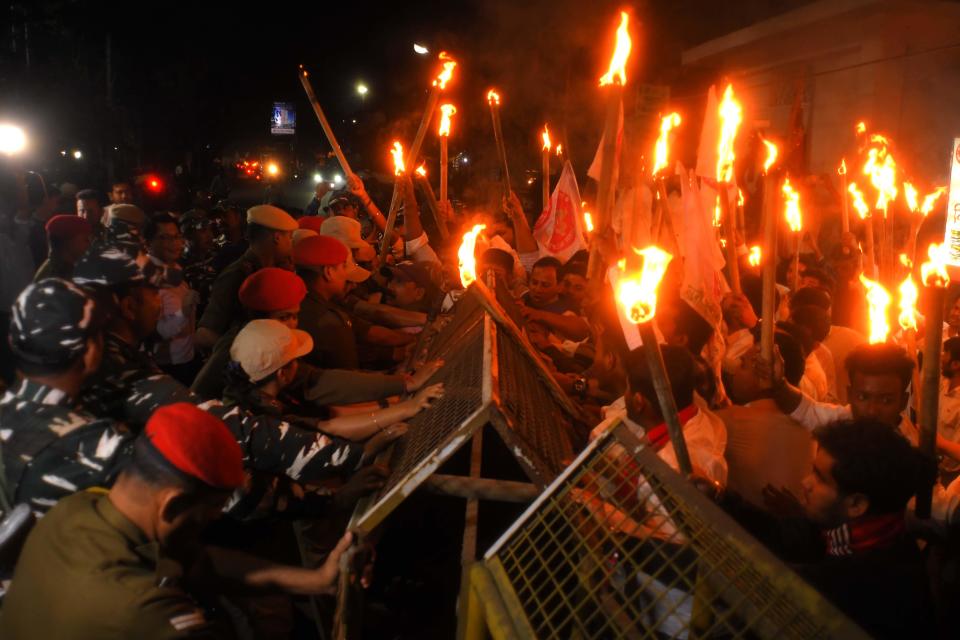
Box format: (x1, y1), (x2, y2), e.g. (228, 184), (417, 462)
(898, 270), (919, 332)
(615, 246), (673, 324)
(432, 52), (457, 90)
(921, 187), (947, 217)
(438, 103), (456, 137)
(555, 144), (563, 157)
(652, 112), (681, 176)
(458, 224), (487, 287)
(856, 121), (866, 135)
(838, 158), (847, 176)
(782, 177), (802, 232)
(390, 141), (405, 176)
(599, 11), (632, 87)
(738, 188), (745, 208)
(859, 274), (891, 344)
(848, 182), (870, 220)
(904, 182), (919, 213)
(415, 163), (427, 178)
(748, 245), (761, 267)
(716, 84), (742, 183)
(863, 142), (898, 214)
(486, 89), (500, 106)
(921, 243), (950, 288)
(584, 211), (594, 233)
(761, 137), (778, 175)
(541, 124), (552, 152)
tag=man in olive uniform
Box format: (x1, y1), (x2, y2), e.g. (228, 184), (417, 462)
(1, 279), (132, 515)
(0, 403), (353, 639)
(196, 204), (298, 351)
(33, 214), (93, 282)
(72, 244), (376, 489)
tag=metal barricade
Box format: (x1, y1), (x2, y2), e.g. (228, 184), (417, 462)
(460, 419), (869, 640)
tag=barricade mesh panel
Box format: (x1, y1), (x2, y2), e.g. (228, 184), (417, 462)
(483, 422), (868, 640)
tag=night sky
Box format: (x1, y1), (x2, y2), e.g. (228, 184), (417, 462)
(1, 0), (814, 188)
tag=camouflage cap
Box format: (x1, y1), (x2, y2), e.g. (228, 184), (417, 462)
(10, 278), (104, 366)
(73, 245), (165, 289)
(179, 209), (212, 233)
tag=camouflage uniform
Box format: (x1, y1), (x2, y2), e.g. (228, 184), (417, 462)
(178, 211), (218, 309)
(1, 279), (133, 515)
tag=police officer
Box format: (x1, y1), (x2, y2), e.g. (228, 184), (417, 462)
(0, 403), (354, 639)
(33, 215), (93, 281)
(1, 279), (132, 515)
(178, 209), (218, 311)
(196, 204), (298, 351)
(72, 244), (384, 490)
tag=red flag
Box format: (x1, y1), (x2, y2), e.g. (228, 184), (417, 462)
(533, 160), (586, 263)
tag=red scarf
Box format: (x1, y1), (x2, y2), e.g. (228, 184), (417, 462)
(822, 512), (906, 557)
(645, 404), (699, 451)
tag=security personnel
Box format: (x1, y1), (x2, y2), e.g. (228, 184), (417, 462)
(100, 203), (148, 257)
(0, 403), (354, 639)
(294, 234), (371, 370)
(72, 244), (373, 488)
(1, 279), (132, 514)
(178, 209), (218, 309)
(196, 204), (298, 351)
(33, 214), (93, 281)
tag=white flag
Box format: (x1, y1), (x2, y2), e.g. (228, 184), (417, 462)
(533, 161), (586, 263)
(588, 100), (624, 183)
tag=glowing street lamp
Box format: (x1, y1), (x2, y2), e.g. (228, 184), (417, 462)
(356, 83), (369, 96)
(0, 124), (27, 156)
(72, 149), (83, 160)
(413, 43), (429, 55)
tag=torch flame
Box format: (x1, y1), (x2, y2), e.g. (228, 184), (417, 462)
(555, 144), (563, 157)
(859, 274), (891, 344)
(863, 142), (898, 214)
(761, 136), (778, 175)
(615, 246), (674, 324)
(737, 188), (745, 208)
(921, 243), (950, 288)
(599, 11), (632, 87)
(486, 89), (500, 105)
(782, 177), (802, 233)
(541, 125), (552, 152)
(848, 182), (870, 220)
(856, 121), (866, 135)
(438, 103), (456, 137)
(390, 141), (405, 176)
(716, 84), (743, 184)
(904, 182), (919, 213)
(458, 224), (487, 287)
(898, 272), (919, 332)
(921, 187), (947, 216)
(432, 52), (457, 90)
(584, 211), (594, 233)
(652, 112), (681, 175)
(748, 245), (761, 267)
(415, 163), (427, 178)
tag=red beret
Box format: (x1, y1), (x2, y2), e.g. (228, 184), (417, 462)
(293, 234), (349, 271)
(238, 267), (307, 311)
(298, 216), (325, 233)
(45, 214), (92, 240)
(145, 403), (245, 490)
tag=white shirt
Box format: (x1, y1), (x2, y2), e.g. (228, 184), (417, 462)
(800, 351), (831, 402)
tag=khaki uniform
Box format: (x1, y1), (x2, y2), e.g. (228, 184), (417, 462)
(0, 492), (230, 639)
(197, 250), (263, 339)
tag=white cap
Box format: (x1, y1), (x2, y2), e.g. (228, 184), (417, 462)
(230, 319), (313, 382)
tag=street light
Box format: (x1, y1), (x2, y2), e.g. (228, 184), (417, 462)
(72, 149), (83, 160)
(413, 43), (429, 55)
(356, 83), (368, 96)
(313, 173), (323, 184)
(0, 124), (27, 156)
(266, 162), (279, 176)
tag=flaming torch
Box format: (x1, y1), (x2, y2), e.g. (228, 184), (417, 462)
(917, 243), (952, 517)
(758, 135), (781, 363)
(863, 139), (899, 282)
(651, 112), (682, 246)
(610, 246), (692, 475)
(486, 89), (512, 198)
(716, 84), (744, 293)
(588, 10), (633, 279)
(458, 224), (487, 288)
(583, 211), (595, 234)
(438, 103), (456, 205)
(859, 274), (891, 344)
(849, 182), (877, 278)
(748, 246), (761, 267)
(378, 141), (407, 261)
(412, 163), (446, 240)
(782, 176), (803, 290)
(904, 183), (947, 265)
(839, 159), (850, 232)
(541, 124), (552, 212)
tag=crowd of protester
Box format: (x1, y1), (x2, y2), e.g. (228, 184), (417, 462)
(0, 162), (957, 639)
